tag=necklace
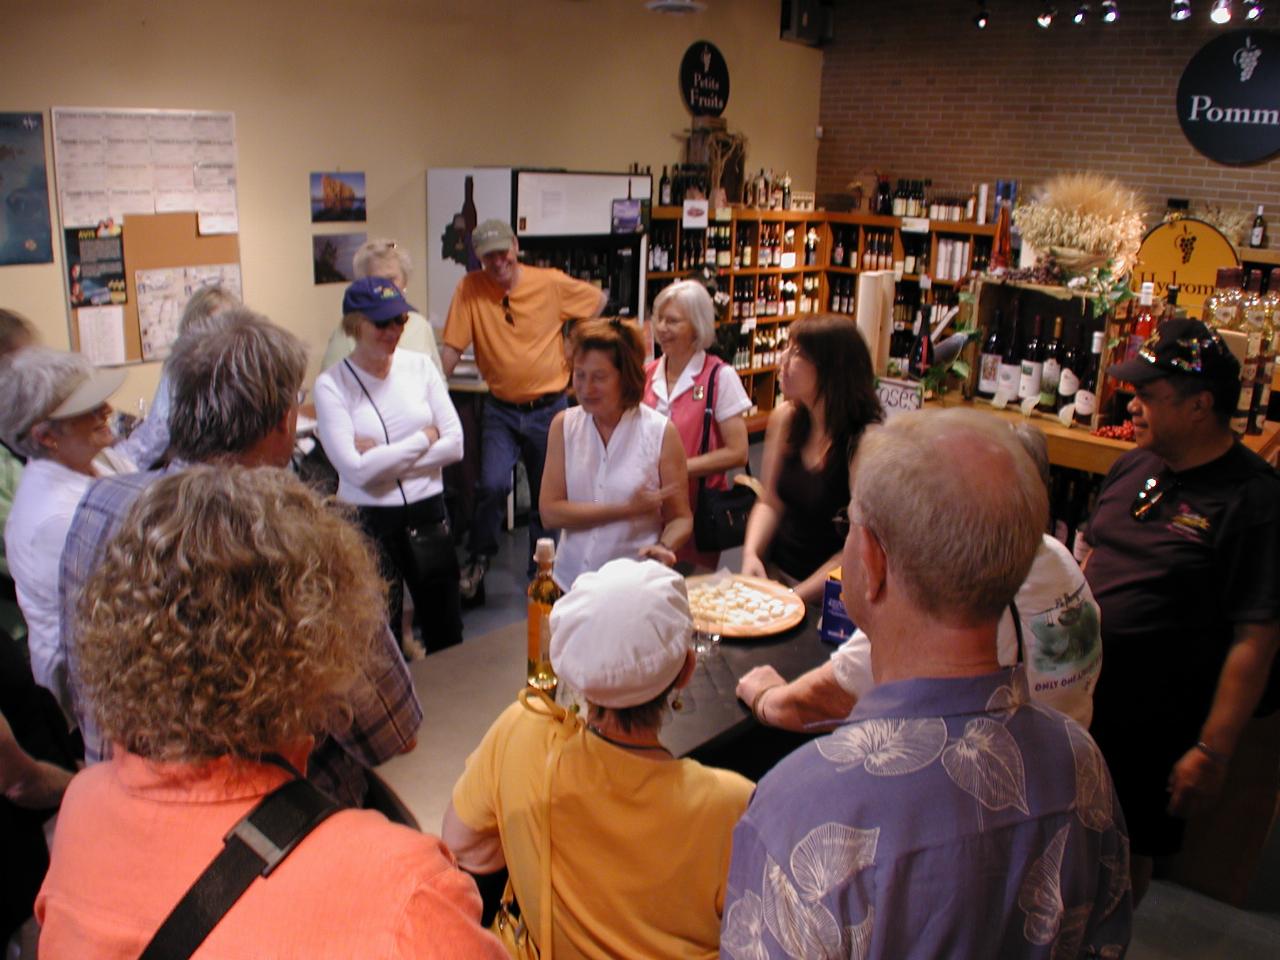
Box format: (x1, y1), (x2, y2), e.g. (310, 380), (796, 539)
(587, 724), (671, 756)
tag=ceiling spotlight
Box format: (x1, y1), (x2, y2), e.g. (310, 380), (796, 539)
(1037, 4), (1058, 27)
(1073, 4), (1090, 24)
(1171, 0), (1192, 19)
(974, 2), (990, 29)
(1211, 0), (1233, 21)
(1244, 0), (1263, 18)
(1102, 0), (1119, 20)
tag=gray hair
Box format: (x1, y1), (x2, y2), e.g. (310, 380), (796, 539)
(653, 280), (717, 351)
(1009, 422), (1051, 491)
(0, 308), (36, 356)
(166, 306), (307, 462)
(353, 238), (412, 286)
(0, 347), (93, 459)
(178, 285), (241, 339)
(851, 408), (1046, 623)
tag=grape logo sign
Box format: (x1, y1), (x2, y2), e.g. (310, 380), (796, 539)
(679, 41), (729, 118)
(1132, 219), (1239, 319)
(1177, 29), (1280, 165)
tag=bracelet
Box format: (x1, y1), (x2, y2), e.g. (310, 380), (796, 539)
(750, 683), (783, 724)
(1194, 741), (1231, 766)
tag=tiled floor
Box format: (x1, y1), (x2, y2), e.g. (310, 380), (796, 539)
(380, 524), (1280, 958)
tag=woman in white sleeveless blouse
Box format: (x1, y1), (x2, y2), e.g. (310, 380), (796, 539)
(540, 319), (692, 590)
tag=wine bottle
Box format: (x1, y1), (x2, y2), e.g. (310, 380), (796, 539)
(1018, 314), (1044, 402)
(908, 306), (934, 379)
(977, 309), (1004, 400)
(997, 311), (1023, 404)
(659, 165), (672, 206)
(1126, 282), (1156, 362)
(832, 230), (844, 268)
(527, 538), (562, 693)
(1038, 316), (1065, 411)
(1251, 204), (1267, 248)
(1073, 331), (1105, 427)
(1056, 323), (1086, 413)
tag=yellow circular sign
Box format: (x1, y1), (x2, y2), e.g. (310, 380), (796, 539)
(1131, 218), (1240, 319)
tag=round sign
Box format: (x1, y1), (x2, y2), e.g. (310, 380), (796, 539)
(1132, 218), (1240, 320)
(680, 41), (730, 117)
(1177, 29), (1280, 165)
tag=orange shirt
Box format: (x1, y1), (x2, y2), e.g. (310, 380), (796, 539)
(37, 752), (507, 960)
(442, 266), (603, 403)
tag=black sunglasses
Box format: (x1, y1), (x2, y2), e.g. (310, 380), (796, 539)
(1130, 473), (1176, 522)
(502, 295), (514, 327)
(372, 313), (409, 330)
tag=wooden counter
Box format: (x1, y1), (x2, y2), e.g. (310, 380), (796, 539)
(929, 398), (1280, 474)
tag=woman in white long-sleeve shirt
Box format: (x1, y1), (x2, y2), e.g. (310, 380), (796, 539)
(315, 277), (465, 654)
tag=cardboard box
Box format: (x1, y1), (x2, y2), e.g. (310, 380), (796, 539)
(819, 568), (855, 645)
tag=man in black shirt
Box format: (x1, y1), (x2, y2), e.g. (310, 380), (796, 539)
(1080, 318), (1280, 904)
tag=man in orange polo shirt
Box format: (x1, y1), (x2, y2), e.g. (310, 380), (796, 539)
(441, 219), (605, 596)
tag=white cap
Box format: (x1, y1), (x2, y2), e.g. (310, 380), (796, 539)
(550, 558), (692, 709)
(48, 366), (126, 419)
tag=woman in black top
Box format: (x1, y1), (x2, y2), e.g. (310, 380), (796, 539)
(741, 315), (882, 603)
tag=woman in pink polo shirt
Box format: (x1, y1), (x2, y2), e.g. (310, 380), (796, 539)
(642, 281), (750, 571)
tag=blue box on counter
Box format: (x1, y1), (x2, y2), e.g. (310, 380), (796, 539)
(820, 571), (855, 645)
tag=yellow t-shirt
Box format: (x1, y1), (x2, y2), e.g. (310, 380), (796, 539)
(442, 266), (603, 404)
(451, 699), (753, 960)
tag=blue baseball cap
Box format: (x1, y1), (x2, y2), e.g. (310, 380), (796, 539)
(342, 276), (414, 324)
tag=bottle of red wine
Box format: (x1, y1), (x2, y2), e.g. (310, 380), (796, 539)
(997, 310), (1023, 403)
(1018, 314), (1044, 402)
(1056, 323), (1087, 413)
(977, 309), (1004, 399)
(659, 165), (672, 206)
(908, 306), (934, 379)
(1073, 331), (1105, 427)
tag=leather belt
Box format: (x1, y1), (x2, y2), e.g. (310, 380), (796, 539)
(489, 391), (565, 413)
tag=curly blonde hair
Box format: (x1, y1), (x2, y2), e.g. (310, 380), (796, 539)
(77, 465), (387, 764)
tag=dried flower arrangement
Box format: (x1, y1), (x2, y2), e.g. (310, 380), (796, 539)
(1012, 172), (1146, 278)
(1174, 203), (1253, 247)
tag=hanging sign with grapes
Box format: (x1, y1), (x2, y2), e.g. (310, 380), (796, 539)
(1177, 29), (1280, 165)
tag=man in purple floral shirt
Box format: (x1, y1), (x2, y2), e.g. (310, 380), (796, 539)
(722, 409), (1131, 959)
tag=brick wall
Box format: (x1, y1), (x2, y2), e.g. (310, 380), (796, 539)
(816, 0), (1279, 248)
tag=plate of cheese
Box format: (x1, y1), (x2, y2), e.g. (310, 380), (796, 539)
(685, 574), (805, 638)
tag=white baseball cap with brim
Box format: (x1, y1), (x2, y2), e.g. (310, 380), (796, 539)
(47, 367), (126, 419)
(550, 558), (693, 710)
(471, 219), (516, 258)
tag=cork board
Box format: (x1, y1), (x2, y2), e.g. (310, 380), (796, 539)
(68, 211), (239, 363)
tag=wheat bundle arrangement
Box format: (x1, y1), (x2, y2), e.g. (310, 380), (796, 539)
(1013, 172), (1146, 278)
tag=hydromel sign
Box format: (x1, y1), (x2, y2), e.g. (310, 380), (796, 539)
(1178, 29), (1280, 165)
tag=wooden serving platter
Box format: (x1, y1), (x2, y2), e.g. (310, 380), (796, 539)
(685, 573), (805, 639)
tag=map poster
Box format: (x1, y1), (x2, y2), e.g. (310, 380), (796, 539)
(65, 225), (126, 308)
(0, 112), (53, 265)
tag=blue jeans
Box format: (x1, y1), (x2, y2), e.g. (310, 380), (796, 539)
(471, 393), (567, 569)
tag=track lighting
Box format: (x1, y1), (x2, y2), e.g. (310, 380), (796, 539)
(1211, 0), (1233, 22)
(974, 2), (990, 29)
(1101, 0), (1119, 21)
(1244, 0), (1263, 19)
(1171, 0), (1191, 19)
(1073, 4), (1090, 24)
(1037, 4), (1057, 27)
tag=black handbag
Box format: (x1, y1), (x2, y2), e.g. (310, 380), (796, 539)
(693, 360), (756, 553)
(342, 360), (459, 585)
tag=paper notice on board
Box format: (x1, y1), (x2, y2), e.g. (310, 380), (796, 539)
(136, 263), (241, 360)
(77, 305), (126, 365)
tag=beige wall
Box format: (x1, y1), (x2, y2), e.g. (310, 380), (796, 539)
(0, 0), (822, 406)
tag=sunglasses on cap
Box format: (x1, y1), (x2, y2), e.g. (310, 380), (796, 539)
(371, 313), (409, 330)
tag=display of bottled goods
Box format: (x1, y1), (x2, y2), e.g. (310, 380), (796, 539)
(803, 228), (820, 266)
(977, 308), (1005, 400)
(526, 538), (562, 694)
(1018, 314), (1045, 402)
(830, 228), (857, 268)
(933, 238), (971, 282)
(1203, 267), (1277, 436)
(862, 231), (894, 271)
(1073, 332), (1105, 427)
(1251, 204), (1267, 249)
(1038, 317), (1066, 412)
(744, 168), (794, 210)
(829, 277), (855, 314)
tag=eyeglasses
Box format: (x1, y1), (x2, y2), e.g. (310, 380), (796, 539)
(502, 295), (514, 327)
(372, 313), (409, 330)
(1130, 473), (1177, 522)
(832, 506), (851, 539)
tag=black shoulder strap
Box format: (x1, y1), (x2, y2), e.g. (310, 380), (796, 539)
(342, 358), (410, 508)
(1009, 600), (1025, 664)
(138, 777), (339, 960)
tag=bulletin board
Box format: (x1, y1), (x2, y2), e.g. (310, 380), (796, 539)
(67, 212), (239, 363)
(51, 106), (240, 365)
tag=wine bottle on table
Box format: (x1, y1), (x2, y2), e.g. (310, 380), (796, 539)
(996, 311), (1023, 404)
(1018, 314), (1044, 402)
(977, 308), (1005, 400)
(1073, 331), (1105, 427)
(1056, 323), (1087, 413)
(1038, 316), (1065, 411)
